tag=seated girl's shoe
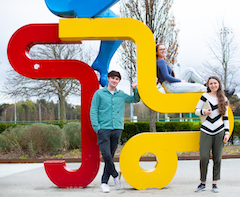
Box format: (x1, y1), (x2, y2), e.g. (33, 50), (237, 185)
(224, 88), (235, 99)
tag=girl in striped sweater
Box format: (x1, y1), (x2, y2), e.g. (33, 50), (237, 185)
(195, 76), (229, 193)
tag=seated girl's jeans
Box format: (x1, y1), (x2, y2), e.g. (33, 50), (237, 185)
(162, 67), (207, 93)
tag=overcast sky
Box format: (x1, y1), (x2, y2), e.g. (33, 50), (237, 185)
(1, 0), (240, 104)
(174, 0), (240, 76)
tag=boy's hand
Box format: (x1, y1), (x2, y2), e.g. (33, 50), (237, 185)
(132, 83), (137, 89)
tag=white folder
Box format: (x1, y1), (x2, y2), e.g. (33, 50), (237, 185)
(200, 100), (211, 122)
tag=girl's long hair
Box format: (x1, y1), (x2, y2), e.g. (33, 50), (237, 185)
(156, 43), (164, 59)
(207, 76), (228, 115)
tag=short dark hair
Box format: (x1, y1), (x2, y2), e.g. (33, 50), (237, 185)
(108, 70), (121, 80)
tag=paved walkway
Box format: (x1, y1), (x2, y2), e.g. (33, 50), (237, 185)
(1, 159), (240, 197)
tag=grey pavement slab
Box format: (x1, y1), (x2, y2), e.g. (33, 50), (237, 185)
(0, 159), (240, 197)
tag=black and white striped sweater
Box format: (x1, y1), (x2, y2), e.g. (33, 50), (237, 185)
(195, 93), (229, 135)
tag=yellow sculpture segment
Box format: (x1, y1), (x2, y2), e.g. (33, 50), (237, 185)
(119, 132), (198, 190)
(59, 18), (202, 113)
(59, 18), (234, 190)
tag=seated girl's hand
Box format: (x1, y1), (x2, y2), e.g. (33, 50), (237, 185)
(181, 79), (186, 83)
(203, 108), (211, 116)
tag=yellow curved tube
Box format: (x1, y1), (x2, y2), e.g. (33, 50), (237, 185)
(59, 18), (202, 113)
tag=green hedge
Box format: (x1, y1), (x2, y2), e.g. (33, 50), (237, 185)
(233, 121), (240, 137)
(0, 121), (239, 148)
(121, 121), (239, 144)
(121, 121), (200, 144)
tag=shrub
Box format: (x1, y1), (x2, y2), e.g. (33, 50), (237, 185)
(63, 122), (81, 150)
(135, 122), (149, 132)
(191, 122), (201, 131)
(0, 123), (66, 156)
(122, 121), (203, 144)
(121, 122), (149, 144)
(0, 124), (16, 134)
(47, 122), (66, 128)
(233, 121), (240, 137)
(0, 128), (22, 153)
(156, 122), (165, 132)
(159, 121), (193, 131)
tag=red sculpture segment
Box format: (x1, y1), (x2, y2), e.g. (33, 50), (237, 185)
(7, 24), (100, 188)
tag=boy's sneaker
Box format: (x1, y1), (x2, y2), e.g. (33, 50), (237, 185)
(212, 184), (219, 193)
(195, 183), (206, 192)
(101, 183), (110, 193)
(114, 174), (121, 190)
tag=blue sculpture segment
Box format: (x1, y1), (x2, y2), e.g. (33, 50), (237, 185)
(44, 0), (122, 87)
(44, 0), (120, 18)
(92, 40), (122, 86)
(92, 10), (122, 86)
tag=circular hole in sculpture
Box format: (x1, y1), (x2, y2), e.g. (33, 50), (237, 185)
(139, 152), (157, 171)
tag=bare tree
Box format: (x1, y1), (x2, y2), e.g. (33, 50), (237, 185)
(203, 20), (239, 90)
(3, 43), (96, 122)
(119, 0), (179, 131)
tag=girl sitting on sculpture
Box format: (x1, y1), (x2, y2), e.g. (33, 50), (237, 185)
(156, 43), (206, 94)
(156, 43), (235, 97)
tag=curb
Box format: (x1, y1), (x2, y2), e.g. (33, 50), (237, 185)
(0, 155), (240, 163)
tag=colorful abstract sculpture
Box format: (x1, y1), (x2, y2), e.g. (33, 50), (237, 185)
(7, 0), (234, 191)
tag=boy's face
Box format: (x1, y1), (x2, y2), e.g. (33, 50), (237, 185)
(108, 76), (120, 88)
